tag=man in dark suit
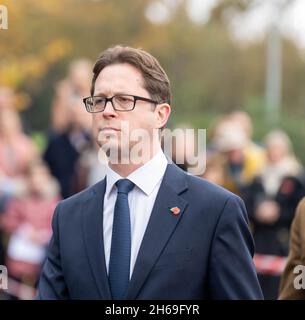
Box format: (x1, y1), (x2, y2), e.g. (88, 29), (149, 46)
(37, 45), (263, 300)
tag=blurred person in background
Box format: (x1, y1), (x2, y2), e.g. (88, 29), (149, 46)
(0, 86), (32, 134)
(166, 122), (195, 172)
(228, 111), (255, 142)
(44, 59), (94, 198)
(50, 59), (92, 135)
(68, 59), (92, 96)
(229, 111), (266, 164)
(44, 95), (93, 199)
(49, 80), (72, 135)
(0, 87), (14, 265)
(0, 107), (38, 207)
(0, 160), (60, 295)
(0, 86), (37, 181)
(244, 130), (305, 299)
(0, 108), (38, 178)
(201, 151), (226, 187)
(0, 86), (16, 111)
(0, 106), (38, 272)
(210, 114), (265, 195)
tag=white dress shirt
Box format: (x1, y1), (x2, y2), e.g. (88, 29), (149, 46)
(103, 149), (168, 279)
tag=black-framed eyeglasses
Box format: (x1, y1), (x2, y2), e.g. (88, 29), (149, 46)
(82, 94), (159, 113)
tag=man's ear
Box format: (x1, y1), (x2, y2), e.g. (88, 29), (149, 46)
(154, 103), (171, 129)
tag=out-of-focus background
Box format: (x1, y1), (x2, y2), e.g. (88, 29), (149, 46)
(1, 0), (305, 300)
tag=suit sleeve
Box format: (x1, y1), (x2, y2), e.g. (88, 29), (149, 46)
(279, 198), (305, 300)
(209, 194), (263, 299)
(36, 203), (69, 299)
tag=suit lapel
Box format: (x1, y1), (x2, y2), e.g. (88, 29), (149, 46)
(126, 164), (188, 299)
(81, 179), (112, 299)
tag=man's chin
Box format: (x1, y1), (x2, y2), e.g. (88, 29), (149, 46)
(98, 135), (117, 147)
(100, 144), (134, 165)
(98, 141), (120, 162)
(99, 142), (118, 153)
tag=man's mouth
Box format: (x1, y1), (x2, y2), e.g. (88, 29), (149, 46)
(100, 127), (120, 133)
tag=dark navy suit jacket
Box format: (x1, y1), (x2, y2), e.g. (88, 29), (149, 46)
(37, 163), (263, 299)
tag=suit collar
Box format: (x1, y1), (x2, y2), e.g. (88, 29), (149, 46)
(163, 161), (188, 195)
(81, 178), (112, 299)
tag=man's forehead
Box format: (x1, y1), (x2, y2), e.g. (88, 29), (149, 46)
(94, 63), (145, 94)
(97, 63), (143, 81)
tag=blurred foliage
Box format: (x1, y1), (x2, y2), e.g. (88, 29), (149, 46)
(1, 0), (305, 161)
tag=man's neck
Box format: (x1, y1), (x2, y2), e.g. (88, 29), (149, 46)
(108, 144), (161, 178)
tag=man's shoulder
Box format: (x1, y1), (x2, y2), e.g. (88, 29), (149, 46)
(185, 172), (239, 203)
(165, 163), (240, 209)
(174, 170), (247, 230)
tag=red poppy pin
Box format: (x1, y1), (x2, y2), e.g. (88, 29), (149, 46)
(169, 207), (180, 215)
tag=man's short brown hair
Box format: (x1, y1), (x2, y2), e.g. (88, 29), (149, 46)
(91, 45), (171, 104)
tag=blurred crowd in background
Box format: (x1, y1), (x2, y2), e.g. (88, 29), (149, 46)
(0, 58), (305, 301)
(0, 60), (106, 299)
(2, 0), (305, 303)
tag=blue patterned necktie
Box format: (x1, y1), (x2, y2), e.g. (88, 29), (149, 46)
(109, 179), (135, 300)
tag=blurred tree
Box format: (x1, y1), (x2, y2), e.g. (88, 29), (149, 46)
(0, 0), (305, 163)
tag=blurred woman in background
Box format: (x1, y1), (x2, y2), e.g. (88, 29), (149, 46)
(244, 130), (305, 299)
(0, 160), (60, 293)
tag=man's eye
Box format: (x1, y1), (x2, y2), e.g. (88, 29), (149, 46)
(95, 98), (105, 105)
(117, 96), (132, 103)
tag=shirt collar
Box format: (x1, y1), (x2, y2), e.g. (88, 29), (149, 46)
(105, 149), (168, 198)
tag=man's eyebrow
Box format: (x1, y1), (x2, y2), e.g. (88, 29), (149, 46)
(93, 91), (107, 97)
(93, 91), (131, 96)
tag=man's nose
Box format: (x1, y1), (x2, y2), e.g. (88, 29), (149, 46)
(102, 100), (117, 118)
